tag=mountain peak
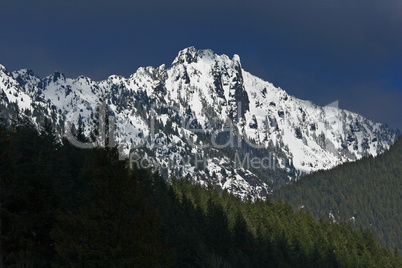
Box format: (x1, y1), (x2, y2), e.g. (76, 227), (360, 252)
(172, 46), (199, 66)
(171, 47), (242, 70)
(18, 68), (36, 77)
(232, 54), (241, 64)
(0, 64), (7, 73)
(48, 71), (66, 83)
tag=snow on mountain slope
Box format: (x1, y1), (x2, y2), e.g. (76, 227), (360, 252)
(0, 48), (399, 198)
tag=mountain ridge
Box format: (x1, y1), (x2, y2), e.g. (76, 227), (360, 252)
(0, 47), (399, 198)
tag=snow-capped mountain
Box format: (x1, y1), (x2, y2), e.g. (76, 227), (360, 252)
(0, 47), (399, 199)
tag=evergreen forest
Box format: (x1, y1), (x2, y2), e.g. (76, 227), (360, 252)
(1, 116), (401, 267)
(275, 137), (402, 253)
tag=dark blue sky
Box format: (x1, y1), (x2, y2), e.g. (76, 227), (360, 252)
(1, 0), (401, 129)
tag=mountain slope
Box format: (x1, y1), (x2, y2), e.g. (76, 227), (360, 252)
(0, 47), (399, 198)
(275, 137), (402, 251)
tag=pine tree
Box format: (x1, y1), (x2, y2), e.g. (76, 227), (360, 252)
(205, 198), (231, 260)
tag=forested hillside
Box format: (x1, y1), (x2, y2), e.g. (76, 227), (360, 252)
(275, 137), (402, 252)
(1, 116), (401, 267)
